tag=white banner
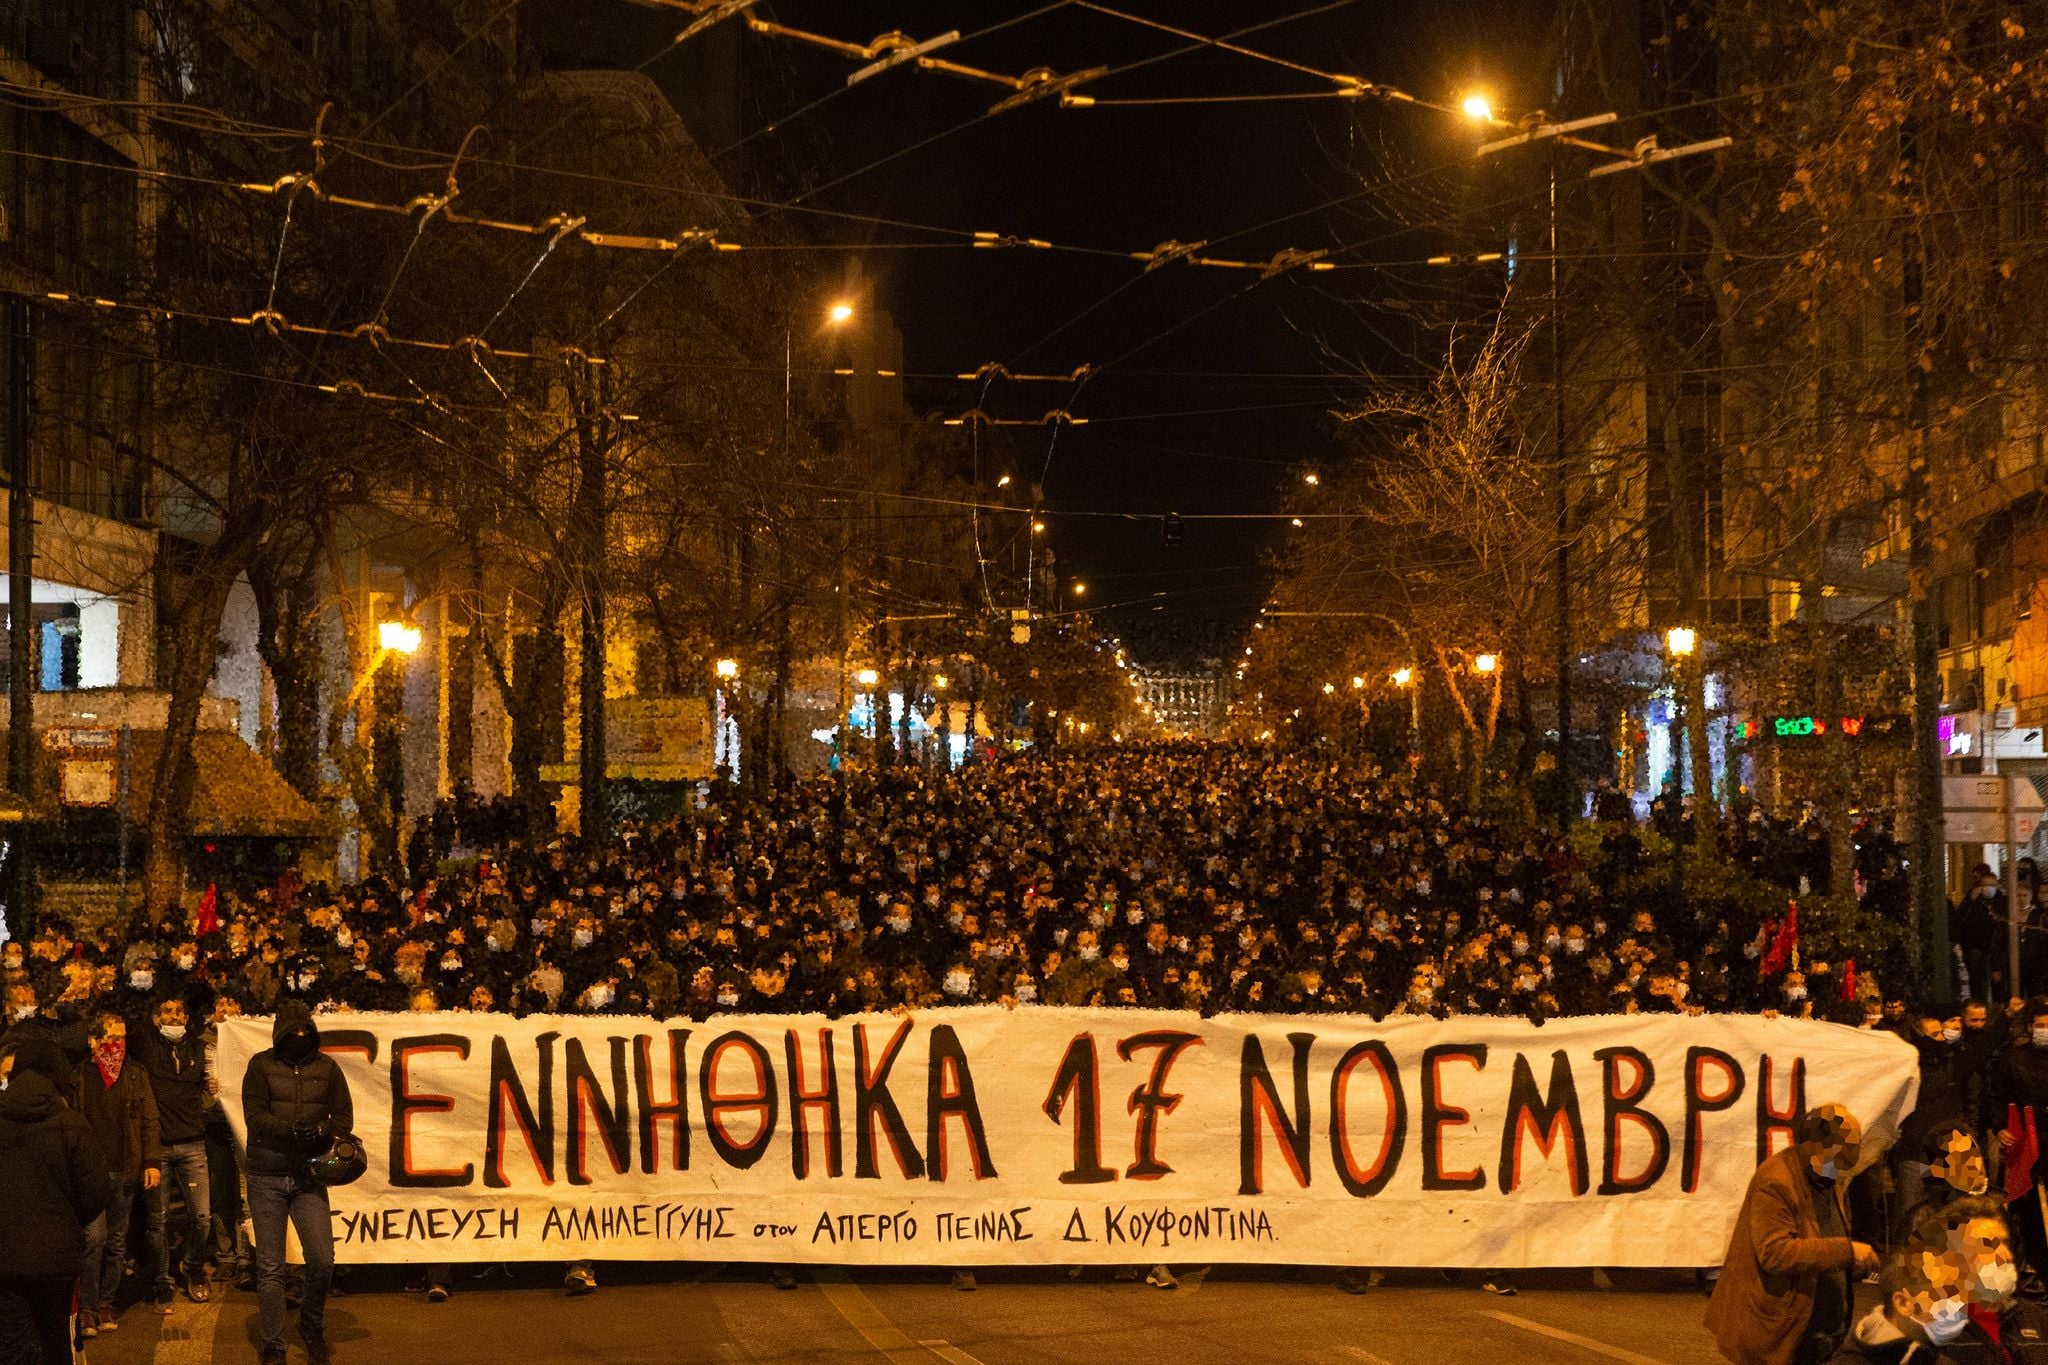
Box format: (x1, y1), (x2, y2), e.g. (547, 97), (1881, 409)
(218, 1009), (1918, 1267)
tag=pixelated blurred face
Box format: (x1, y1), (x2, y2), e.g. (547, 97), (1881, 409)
(1798, 1106), (1863, 1179)
(1933, 1133), (1990, 1197)
(1960, 1218), (2017, 1304)
(154, 998), (188, 1031)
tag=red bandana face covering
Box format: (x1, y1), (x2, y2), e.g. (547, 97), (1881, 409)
(92, 1040), (125, 1086)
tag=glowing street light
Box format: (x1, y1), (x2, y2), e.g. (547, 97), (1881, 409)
(1303, 471), (1321, 486)
(714, 657), (740, 680)
(856, 667), (880, 688)
(1391, 667), (1414, 688)
(1665, 625), (1698, 658)
(828, 301), (855, 325)
(1461, 93), (1495, 123)
(996, 474), (1012, 488)
(1472, 653), (1499, 675)
(1289, 517), (1304, 528)
(377, 621), (423, 655)
(1322, 682), (1336, 695)
(1072, 581), (1088, 597)
(1031, 520), (1047, 534)
(933, 673), (950, 691)
(1351, 675), (1366, 690)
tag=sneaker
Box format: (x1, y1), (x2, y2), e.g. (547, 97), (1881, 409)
(1146, 1266), (1178, 1290)
(564, 1266), (597, 1296)
(96, 1309), (119, 1332)
(1482, 1278), (1518, 1297)
(1112, 1266), (1142, 1282)
(1336, 1268), (1372, 1296)
(154, 1286), (175, 1314)
(769, 1267), (798, 1291)
(303, 1329), (331, 1365)
(79, 1311), (98, 1339)
(950, 1271), (977, 1292)
(188, 1280), (211, 1304)
(426, 1284), (450, 1303)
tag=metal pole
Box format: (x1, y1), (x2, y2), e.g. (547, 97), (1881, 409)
(6, 297), (33, 938)
(1551, 144), (1574, 826)
(115, 724), (130, 921)
(2007, 773), (2023, 999)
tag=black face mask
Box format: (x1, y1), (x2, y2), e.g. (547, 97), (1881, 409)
(277, 1027), (317, 1064)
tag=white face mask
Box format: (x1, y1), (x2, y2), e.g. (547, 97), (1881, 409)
(159, 1023), (187, 1043)
(129, 970), (154, 991)
(10, 1004), (35, 1022)
(173, 952), (197, 970)
(1942, 1025), (1962, 1042)
(1014, 982), (1037, 1003)
(943, 971), (973, 997)
(1925, 1298), (1971, 1344)
(1979, 1260), (2019, 1299)
(572, 929), (594, 949)
(587, 986), (614, 1010)
(1785, 986), (1807, 1002)
(2032, 1026), (2048, 1048)
(715, 989), (739, 1008)
(1077, 945), (1100, 962)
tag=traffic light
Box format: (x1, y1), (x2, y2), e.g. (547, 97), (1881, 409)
(1163, 513), (1184, 547)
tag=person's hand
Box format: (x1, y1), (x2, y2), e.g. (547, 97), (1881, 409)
(2000, 1128), (2017, 1151)
(142, 1168), (161, 1190)
(2013, 997), (2026, 1017)
(1851, 1242), (1879, 1276)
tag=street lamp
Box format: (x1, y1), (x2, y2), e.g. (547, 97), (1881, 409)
(1460, 92), (1495, 123)
(1072, 581), (1087, 598)
(856, 667), (879, 688)
(1390, 667), (1413, 688)
(828, 301), (855, 325)
(1473, 652), (1499, 675)
(997, 474), (1012, 488)
(1322, 682), (1336, 696)
(714, 657), (740, 680)
(1665, 625), (1698, 658)
(377, 621), (422, 655)
(1303, 471), (1320, 486)
(1351, 675), (1366, 690)
(1031, 520), (1046, 535)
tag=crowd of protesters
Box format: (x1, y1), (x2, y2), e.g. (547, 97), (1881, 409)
(3, 744), (2048, 1360)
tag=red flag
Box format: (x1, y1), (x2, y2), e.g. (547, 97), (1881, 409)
(275, 867), (300, 917)
(2005, 1103), (2039, 1204)
(1759, 901), (1799, 976)
(194, 882), (219, 936)
(1838, 957), (1856, 1002)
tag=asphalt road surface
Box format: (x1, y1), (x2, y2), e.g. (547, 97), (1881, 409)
(81, 1265), (1729, 1364)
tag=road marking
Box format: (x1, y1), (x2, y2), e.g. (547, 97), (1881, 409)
(1479, 1310), (1668, 1364)
(811, 1271), (940, 1365)
(918, 1340), (988, 1365)
(1336, 1346), (1395, 1365)
(147, 1296), (225, 1365)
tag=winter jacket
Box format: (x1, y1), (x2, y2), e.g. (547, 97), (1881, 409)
(77, 1057), (161, 1183)
(0, 1069), (113, 1275)
(1704, 1147), (1857, 1365)
(240, 1001), (352, 1177)
(132, 1024), (209, 1145)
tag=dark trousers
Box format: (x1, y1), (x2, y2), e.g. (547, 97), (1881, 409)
(81, 1176), (135, 1314)
(0, 1272), (74, 1364)
(249, 1173), (332, 1352)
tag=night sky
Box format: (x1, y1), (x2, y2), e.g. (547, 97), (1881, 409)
(552, 1), (1554, 660)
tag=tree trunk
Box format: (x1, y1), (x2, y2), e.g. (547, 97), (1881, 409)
(142, 552), (245, 911)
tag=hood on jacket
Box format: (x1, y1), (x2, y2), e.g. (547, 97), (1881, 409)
(0, 1067), (62, 1122)
(273, 999), (319, 1063)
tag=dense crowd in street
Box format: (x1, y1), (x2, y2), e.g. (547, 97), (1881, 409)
(4, 745), (2048, 1362)
(0, 748), (1935, 1031)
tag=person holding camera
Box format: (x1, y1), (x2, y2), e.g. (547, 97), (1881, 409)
(241, 1000), (352, 1365)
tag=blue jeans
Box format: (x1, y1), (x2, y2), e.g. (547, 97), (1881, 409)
(147, 1140), (212, 1292)
(248, 1173), (332, 1351)
(81, 1175), (134, 1313)
(206, 1127), (250, 1275)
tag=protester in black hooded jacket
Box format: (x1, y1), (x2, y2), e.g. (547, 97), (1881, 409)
(0, 1038), (113, 1364)
(241, 1000), (351, 1365)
